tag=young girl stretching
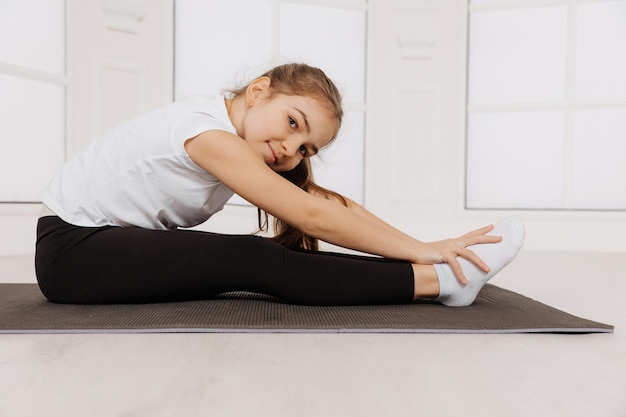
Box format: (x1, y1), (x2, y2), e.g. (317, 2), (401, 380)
(36, 63), (524, 306)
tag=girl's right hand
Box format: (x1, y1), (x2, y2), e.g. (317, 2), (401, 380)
(414, 225), (502, 284)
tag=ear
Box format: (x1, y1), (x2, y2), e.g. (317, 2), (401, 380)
(245, 76), (271, 106)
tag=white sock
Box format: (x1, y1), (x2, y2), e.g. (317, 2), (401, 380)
(434, 216), (525, 307)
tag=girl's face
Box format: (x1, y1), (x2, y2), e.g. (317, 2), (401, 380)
(238, 79), (339, 172)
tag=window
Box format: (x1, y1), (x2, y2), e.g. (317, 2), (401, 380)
(0, 0), (65, 202)
(466, 0), (626, 210)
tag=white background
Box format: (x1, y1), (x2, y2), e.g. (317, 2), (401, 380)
(1, 0), (625, 255)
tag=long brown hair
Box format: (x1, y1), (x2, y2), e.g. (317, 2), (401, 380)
(229, 63), (347, 250)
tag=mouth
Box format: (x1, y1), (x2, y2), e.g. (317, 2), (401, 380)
(267, 143), (277, 164)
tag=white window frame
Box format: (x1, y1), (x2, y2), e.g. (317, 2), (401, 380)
(462, 0), (626, 251)
(466, 0), (626, 211)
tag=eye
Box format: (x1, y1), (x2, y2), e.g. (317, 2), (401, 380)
(299, 145), (307, 157)
(288, 116), (298, 129)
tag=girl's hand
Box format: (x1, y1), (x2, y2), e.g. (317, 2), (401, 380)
(415, 225), (502, 285)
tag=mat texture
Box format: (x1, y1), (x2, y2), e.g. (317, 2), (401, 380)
(0, 283), (613, 334)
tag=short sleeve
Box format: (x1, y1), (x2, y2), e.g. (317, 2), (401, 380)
(170, 112), (228, 156)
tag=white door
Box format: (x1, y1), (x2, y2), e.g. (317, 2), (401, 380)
(66, 0), (174, 156)
(366, 0), (471, 243)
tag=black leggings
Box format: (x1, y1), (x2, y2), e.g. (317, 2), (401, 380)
(35, 216), (414, 305)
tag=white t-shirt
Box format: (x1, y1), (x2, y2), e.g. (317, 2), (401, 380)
(40, 95), (237, 230)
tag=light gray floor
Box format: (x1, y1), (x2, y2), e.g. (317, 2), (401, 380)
(1, 251), (625, 417)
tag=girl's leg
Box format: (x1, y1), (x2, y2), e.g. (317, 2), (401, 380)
(35, 216), (414, 305)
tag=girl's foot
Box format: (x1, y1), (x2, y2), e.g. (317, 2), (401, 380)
(434, 216), (525, 307)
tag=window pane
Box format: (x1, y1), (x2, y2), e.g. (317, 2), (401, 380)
(175, 0), (272, 98)
(576, 0), (626, 99)
(573, 108), (626, 209)
(0, 0), (64, 74)
(280, 3), (366, 103)
(468, 7), (567, 104)
(311, 112), (364, 204)
(0, 74), (64, 202)
(466, 111), (565, 209)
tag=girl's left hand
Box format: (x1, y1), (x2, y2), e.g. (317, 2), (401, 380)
(414, 225), (502, 284)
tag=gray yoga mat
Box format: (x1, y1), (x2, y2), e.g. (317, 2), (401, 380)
(0, 283), (613, 334)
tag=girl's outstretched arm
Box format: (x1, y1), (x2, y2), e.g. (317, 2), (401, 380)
(319, 194), (501, 284)
(185, 130), (499, 283)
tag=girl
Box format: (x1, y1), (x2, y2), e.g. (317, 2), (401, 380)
(36, 63), (524, 306)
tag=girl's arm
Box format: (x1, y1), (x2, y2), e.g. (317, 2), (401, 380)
(185, 130), (499, 283)
(318, 192), (500, 283)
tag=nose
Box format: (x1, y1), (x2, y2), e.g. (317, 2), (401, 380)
(276, 137), (304, 171)
(282, 136), (302, 159)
